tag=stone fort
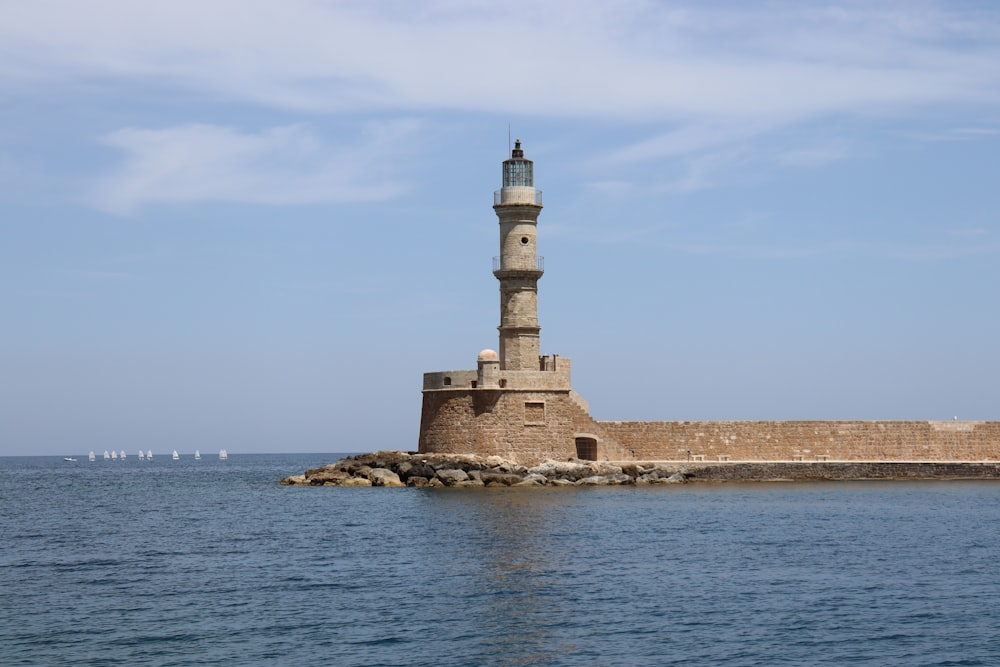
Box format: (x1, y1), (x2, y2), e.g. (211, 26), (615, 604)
(418, 142), (1000, 465)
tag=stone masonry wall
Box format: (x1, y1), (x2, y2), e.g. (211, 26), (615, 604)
(419, 388), (577, 464)
(596, 420), (1000, 461)
(419, 389), (1000, 464)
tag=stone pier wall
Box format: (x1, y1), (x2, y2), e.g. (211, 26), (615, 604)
(595, 420), (1000, 462)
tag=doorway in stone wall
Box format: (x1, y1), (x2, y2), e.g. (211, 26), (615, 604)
(575, 437), (598, 461)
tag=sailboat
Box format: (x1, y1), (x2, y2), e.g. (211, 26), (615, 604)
(172, 450), (179, 460)
(103, 450), (110, 460)
(147, 450), (153, 460)
(218, 449), (228, 461)
(138, 450), (145, 460)
(89, 451), (96, 462)
(120, 450), (126, 460)
(194, 450), (201, 460)
(111, 450), (118, 460)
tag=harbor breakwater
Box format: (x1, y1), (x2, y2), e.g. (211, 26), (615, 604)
(280, 451), (1000, 487)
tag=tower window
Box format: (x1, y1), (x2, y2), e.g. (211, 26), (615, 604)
(443, 376), (452, 386)
(520, 237), (529, 245)
(524, 401), (545, 425)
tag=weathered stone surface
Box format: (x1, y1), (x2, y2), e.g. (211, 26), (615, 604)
(515, 473), (548, 486)
(368, 468), (404, 487)
(435, 469), (470, 485)
(528, 460), (593, 481)
(480, 472), (524, 486)
(577, 473), (631, 486)
(281, 452), (1000, 487)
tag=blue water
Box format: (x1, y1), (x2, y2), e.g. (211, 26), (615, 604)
(2, 454), (999, 666)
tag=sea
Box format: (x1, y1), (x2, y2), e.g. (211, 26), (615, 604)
(2, 453), (999, 666)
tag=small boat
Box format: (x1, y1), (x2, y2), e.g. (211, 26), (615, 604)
(103, 450), (110, 460)
(120, 450), (126, 460)
(218, 449), (228, 461)
(147, 450), (153, 460)
(111, 450), (118, 460)
(88, 451), (96, 462)
(194, 450), (201, 460)
(172, 450), (179, 460)
(64, 457), (77, 462)
(138, 451), (145, 460)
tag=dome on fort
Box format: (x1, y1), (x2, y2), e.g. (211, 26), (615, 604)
(477, 349), (499, 362)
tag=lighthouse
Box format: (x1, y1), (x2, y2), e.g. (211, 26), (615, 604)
(419, 139), (608, 464)
(493, 139), (544, 370)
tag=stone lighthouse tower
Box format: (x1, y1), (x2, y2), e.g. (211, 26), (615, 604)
(493, 139), (544, 370)
(419, 139), (622, 464)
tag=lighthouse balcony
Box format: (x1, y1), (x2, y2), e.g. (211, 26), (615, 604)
(493, 256), (544, 273)
(494, 186), (542, 206)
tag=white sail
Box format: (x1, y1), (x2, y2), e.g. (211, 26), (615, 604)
(218, 449), (228, 460)
(111, 450), (118, 460)
(89, 451), (96, 462)
(172, 450), (179, 460)
(103, 450), (110, 460)
(138, 450), (145, 460)
(147, 450), (153, 460)
(194, 450), (201, 460)
(120, 450), (126, 460)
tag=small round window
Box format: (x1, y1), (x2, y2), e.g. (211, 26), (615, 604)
(520, 237), (530, 245)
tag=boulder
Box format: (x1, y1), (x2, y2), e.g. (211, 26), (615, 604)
(280, 475), (306, 485)
(406, 476), (429, 487)
(435, 469), (470, 486)
(368, 468), (405, 487)
(528, 460), (594, 481)
(590, 462), (624, 477)
(577, 473), (632, 486)
(480, 472), (524, 486)
(620, 463), (645, 478)
(341, 477), (373, 487)
(307, 470), (352, 486)
(514, 473), (548, 486)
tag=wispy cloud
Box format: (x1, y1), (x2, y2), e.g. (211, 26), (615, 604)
(3, 1), (998, 122)
(90, 120), (420, 214)
(4, 1), (1000, 206)
(777, 142), (849, 167)
(902, 125), (1000, 142)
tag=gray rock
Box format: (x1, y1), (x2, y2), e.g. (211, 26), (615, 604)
(665, 472), (688, 484)
(578, 473), (632, 486)
(528, 460), (594, 481)
(514, 473), (548, 486)
(480, 472), (524, 486)
(405, 476), (429, 487)
(435, 468), (470, 485)
(341, 477), (373, 487)
(590, 462), (624, 477)
(577, 475), (609, 485)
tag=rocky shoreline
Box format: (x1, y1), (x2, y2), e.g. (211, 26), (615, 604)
(279, 451), (1000, 487)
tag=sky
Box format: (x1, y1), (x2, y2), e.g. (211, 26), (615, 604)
(2, 0), (999, 456)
